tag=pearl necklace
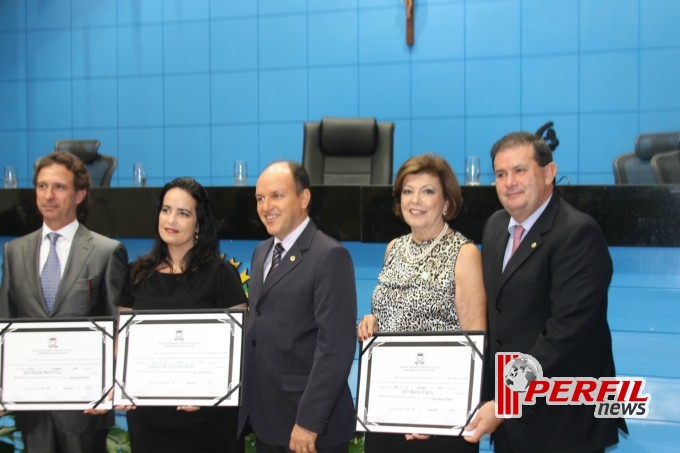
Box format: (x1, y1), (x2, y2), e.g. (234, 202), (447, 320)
(403, 222), (450, 265)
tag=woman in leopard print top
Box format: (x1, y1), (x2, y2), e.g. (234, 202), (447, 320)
(357, 154), (486, 453)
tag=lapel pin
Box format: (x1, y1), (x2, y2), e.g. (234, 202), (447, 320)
(531, 242), (537, 248)
(290, 256), (296, 262)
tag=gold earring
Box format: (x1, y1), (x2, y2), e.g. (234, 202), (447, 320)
(195, 231), (199, 242)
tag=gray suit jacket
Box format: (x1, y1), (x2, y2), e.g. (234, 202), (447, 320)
(0, 224), (128, 434)
(238, 220), (357, 447)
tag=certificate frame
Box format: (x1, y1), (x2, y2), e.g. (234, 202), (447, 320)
(0, 317), (116, 411)
(356, 331), (485, 436)
(114, 309), (245, 407)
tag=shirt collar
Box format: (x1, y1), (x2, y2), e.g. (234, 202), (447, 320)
(42, 219), (79, 243)
(507, 193), (553, 234)
(275, 216), (310, 252)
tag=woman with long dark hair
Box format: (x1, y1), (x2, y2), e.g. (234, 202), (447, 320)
(117, 177), (247, 452)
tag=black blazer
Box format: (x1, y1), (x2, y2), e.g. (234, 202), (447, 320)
(238, 220), (357, 447)
(482, 194), (626, 452)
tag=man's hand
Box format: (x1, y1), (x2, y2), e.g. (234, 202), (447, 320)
(289, 423), (318, 453)
(464, 401), (503, 443)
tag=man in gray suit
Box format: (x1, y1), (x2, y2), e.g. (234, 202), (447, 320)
(0, 151), (128, 453)
(238, 161), (357, 453)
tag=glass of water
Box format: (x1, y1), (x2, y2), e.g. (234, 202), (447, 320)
(234, 160), (248, 186)
(465, 156), (481, 186)
(4, 166), (17, 188)
(133, 163), (147, 187)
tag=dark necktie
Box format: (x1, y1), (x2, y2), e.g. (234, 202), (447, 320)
(40, 232), (61, 311)
(510, 225), (524, 257)
(271, 243), (284, 272)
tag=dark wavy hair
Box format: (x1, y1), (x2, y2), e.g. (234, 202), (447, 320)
(33, 151), (91, 220)
(130, 177), (221, 286)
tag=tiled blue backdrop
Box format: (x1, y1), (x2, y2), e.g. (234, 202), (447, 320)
(1, 2), (679, 451)
(1, 0), (680, 187)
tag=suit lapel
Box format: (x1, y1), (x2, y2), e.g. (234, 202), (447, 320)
(250, 237), (272, 310)
(496, 195), (561, 301)
(256, 221), (316, 304)
(52, 225), (94, 312)
(21, 230), (46, 309)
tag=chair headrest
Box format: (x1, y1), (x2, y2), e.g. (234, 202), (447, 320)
(55, 140), (100, 163)
(635, 132), (680, 160)
(320, 117), (377, 156)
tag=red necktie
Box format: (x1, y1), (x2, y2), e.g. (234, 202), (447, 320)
(510, 225), (524, 257)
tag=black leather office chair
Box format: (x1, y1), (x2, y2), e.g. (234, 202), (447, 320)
(651, 150), (680, 184)
(302, 117), (394, 185)
(613, 132), (680, 184)
(54, 139), (117, 187)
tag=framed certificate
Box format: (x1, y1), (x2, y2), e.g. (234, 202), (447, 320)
(356, 331), (485, 436)
(114, 309), (245, 407)
(0, 318), (116, 411)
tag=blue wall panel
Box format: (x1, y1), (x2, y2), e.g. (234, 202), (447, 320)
(412, 3), (464, 61)
(26, 0), (70, 29)
(465, 0), (520, 58)
(117, 25), (164, 76)
(3, 0), (680, 186)
(211, 124), (258, 185)
(72, 79), (117, 128)
(0, 31), (26, 80)
(0, 81), (27, 130)
(116, 0), (163, 25)
(72, 0), (116, 28)
(259, 69), (308, 122)
(308, 11), (358, 66)
(26, 29), (71, 79)
(26, 80), (71, 130)
(0, 1), (26, 30)
(118, 77), (164, 127)
(210, 18), (258, 72)
(411, 61), (465, 118)
(308, 67), (359, 119)
(163, 22), (210, 74)
(358, 64), (411, 119)
(640, 0), (680, 47)
(520, 0), (578, 55)
(164, 126), (211, 179)
(72, 27), (117, 78)
(521, 56), (579, 115)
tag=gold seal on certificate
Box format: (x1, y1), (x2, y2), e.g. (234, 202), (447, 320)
(355, 331), (485, 436)
(0, 318), (116, 411)
(114, 309), (245, 407)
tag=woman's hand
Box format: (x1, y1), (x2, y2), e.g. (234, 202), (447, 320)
(114, 405), (136, 411)
(357, 314), (378, 341)
(405, 433), (430, 441)
(177, 405), (200, 412)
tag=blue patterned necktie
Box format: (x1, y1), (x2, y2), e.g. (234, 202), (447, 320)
(40, 232), (61, 311)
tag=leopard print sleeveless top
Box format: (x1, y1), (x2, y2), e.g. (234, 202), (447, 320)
(372, 230), (471, 332)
